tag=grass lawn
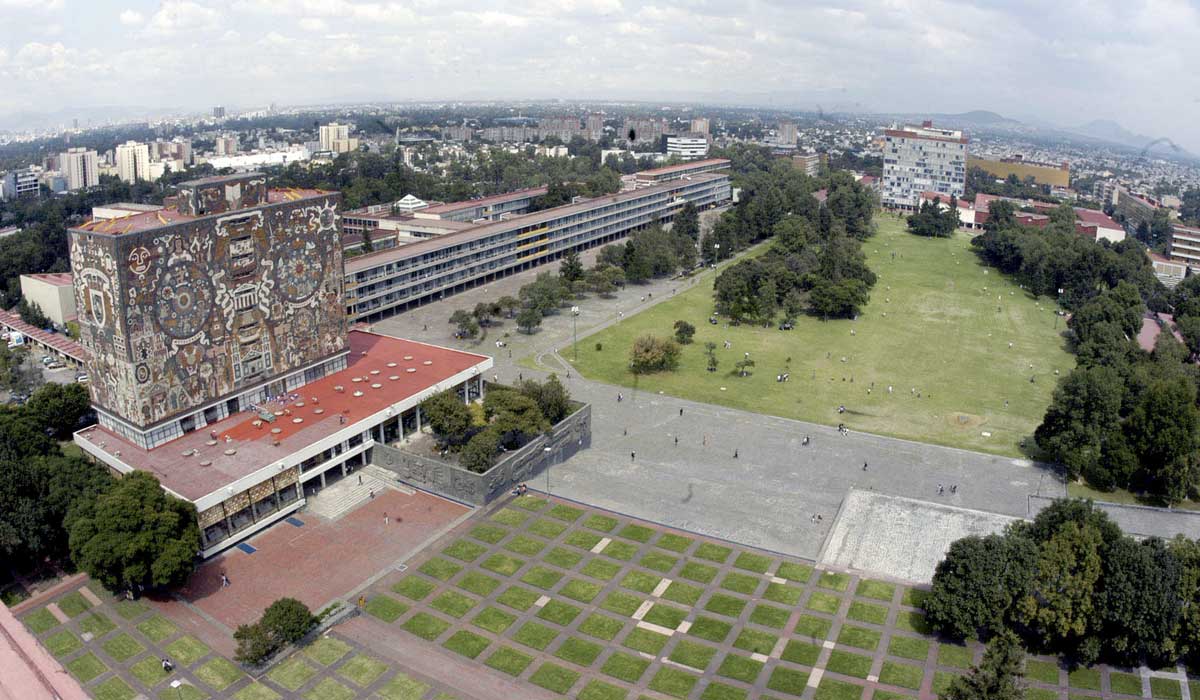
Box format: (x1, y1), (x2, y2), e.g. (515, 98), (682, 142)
(584, 514), (620, 532)
(165, 635), (209, 666)
(529, 518), (569, 539)
(101, 632), (145, 662)
(695, 542), (733, 563)
(504, 534), (546, 556)
(567, 218), (1072, 456)
(781, 640), (821, 666)
(601, 591), (644, 616)
(702, 682), (749, 700)
(304, 636), (352, 665)
(56, 591), (91, 617)
(430, 590), (477, 618)
(795, 614), (832, 640)
(441, 630), (490, 659)
(640, 550), (679, 572)
(66, 652), (108, 682)
(564, 530), (603, 550)
(656, 533), (694, 552)
(1067, 668), (1102, 691)
(895, 610), (932, 634)
(680, 561), (720, 584)
(621, 569), (661, 594)
(749, 603), (791, 628)
(268, 656), (319, 691)
(130, 655), (173, 687)
(888, 635), (930, 661)
(443, 538), (488, 562)
(536, 600), (582, 626)
(880, 661), (925, 690)
(547, 504), (584, 522)
(457, 571), (501, 597)
(720, 572), (760, 595)
(400, 613), (450, 641)
(485, 646), (534, 676)
(513, 494), (548, 511)
(529, 662), (580, 694)
(815, 678), (865, 700)
(194, 657), (243, 691)
(733, 551), (773, 573)
(513, 621), (560, 650)
(579, 613), (626, 641)
(902, 587), (930, 608)
(521, 566), (564, 590)
(662, 581), (705, 606)
(580, 679), (629, 700)
(856, 579), (897, 601)
(376, 673), (431, 700)
(392, 576), (436, 601)
(496, 586), (540, 611)
(601, 539), (640, 560)
(234, 684), (282, 700)
(827, 650), (873, 678)
(23, 607), (60, 633)
(490, 508), (528, 527)
(768, 667), (811, 697)
(480, 553), (524, 577)
(937, 643), (974, 668)
(93, 676), (136, 700)
(1025, 659), (1060, 684)
(544, 546), (584, 569)
(847, 601), (889, 625)
(337, 655), (390, 686)
(645, 603), (688, 629)
(765, 582), (804, 605)
(620, 524), (656, 542)
(718, 654), (764, 684)
(624, 627), (670, 654)
(156, 683), (206, 700)
(45, 629), (82, 657)
(304, 677), (355, 700)
(560, 578), (603, 603)
(555, 636), (604, 666)
(469, 523), (509, 543)
(472, 606), (517, 634)
(732, 628), (778, 655)
(689, 616), (733, 643)
(704, 593), (747, 618)
(819, 571), (851, 592)
(776, 561), (814, 583)
(650, 667), (700, 698)
(602, 651), (651, 683)
(418, 558), (462, 581)
(1151, 678), (1182, 700)
(806, 591), (841, 614)
(80, 612), (116, 637)
(364, 594), (409, 622)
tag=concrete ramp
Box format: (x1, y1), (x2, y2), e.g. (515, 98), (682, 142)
(819, 489), (1019, 583)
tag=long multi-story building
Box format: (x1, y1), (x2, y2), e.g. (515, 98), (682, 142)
(115, 140), (150, 184)
(61, 147), (99, 191)
(2, 167), (40, 199)
(881, 121), (968, 210)
(1168, 223), (1200, 269)
(633, 158), (730, 187)
(344, 171), (731, 321)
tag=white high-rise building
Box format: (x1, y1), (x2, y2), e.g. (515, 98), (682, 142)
(880, 121), (968, 210)
(115, 141), (150, 184)
(61, 147), (99, 191)
(666, 133), (709, 160)
(777, 121), (798, 145)
(319, 123), (358, 153)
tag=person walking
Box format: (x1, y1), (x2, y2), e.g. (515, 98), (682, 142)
(679, 407), (684, 417)
(674, 436), (679, 446)
(733, 449), (739, 459)
(220, 572), (230, 588)
(863, 461), (868, 471)
(384, 512), (390, 525)
(630, 451), (636, 462)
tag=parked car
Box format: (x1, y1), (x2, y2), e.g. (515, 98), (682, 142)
(75, 373), (89, 383)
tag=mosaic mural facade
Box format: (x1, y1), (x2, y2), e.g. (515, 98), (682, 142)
(70, 177), (347, 430)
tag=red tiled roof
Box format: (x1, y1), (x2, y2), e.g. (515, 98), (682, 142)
(1073, 207), (1122, 230)
(635, 158), (730, 178)
(24, 272), (73, 286)
(0, 310), (88, 362)
(421, 187), (548, 214)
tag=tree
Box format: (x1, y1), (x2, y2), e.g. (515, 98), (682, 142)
(985, 200), (1017, 233)
(1098, 537), (1182, 666)
(1016, 521), (1103, 650)
(809, 278), (869, 319)
(674, 202), (700, 241)
(260, 597), (315, 646)
(629, 335), (680, 374)
(673, 320), (695, 345)
(497, 296), (520, 318)
(421, 389), (473, 445)
(460, 426), (501, 473)
(17, 299), (51, 329)
(472, 302), (497, 328)
(944, 630), (1026, 700)
(234, 623), (275, 666)
(68, 472), (200, 592)
(448, 309), (479, 339)
(483, 388), (549, 448)
(516, 306), (543, 334)
(517, 375), (572, 424)
(25, 382), (93, 439)
(586, 265), (623, 297)
(1034, 366), (1126, 484)
(907, 198), (958, 237)
(734, 356), (756, 377)
(559, 250), (584, 283)
(704, 342), (719, 373)
(1125, 377), (1200, 502)
(926, 534), (1038, 640)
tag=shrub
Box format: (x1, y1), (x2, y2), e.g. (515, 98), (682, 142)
(629, 335), (680, 374)
(461, 427), (501, 473)
(261, 598), (315, 646)
(673, 320), (696, 344)
(233, 623), (275, 666)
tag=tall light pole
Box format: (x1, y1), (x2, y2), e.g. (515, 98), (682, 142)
(571, 306), (580, 363)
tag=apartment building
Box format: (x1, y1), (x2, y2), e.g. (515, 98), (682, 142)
(61, 148), (99, 191)
(666, 133), (710, 160)
(319, 123), (359, 153)
(115, 141), (150, 184)
(881, 121), (968, 210)
(2, 168), (40, 199)
(633, 158), (731, 187)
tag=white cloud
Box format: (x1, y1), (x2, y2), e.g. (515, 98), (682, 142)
(147, 0), (221, 33)
(0, 0), (63, 9)
(298, 17), (328, 31)
(119, 9), (145, 25)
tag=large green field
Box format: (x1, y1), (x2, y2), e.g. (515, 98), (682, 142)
(570, 216), (1075, 456)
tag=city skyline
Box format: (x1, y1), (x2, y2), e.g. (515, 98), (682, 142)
(0, 0), (1197, 152)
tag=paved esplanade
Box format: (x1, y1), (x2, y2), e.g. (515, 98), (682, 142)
(372, 238), (1067, 569)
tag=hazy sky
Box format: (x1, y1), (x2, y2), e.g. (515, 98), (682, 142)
(1, 0), (1198, 150)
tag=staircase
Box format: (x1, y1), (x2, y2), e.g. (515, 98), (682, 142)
(305, 464), (415, 520)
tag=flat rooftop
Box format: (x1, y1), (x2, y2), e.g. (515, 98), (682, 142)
(75, 330), (490, 503)
(420, 186), (547, 215)
(71, 188), (329, 235)
(22, 272), (73, 286)
(635, 158), (730, 178)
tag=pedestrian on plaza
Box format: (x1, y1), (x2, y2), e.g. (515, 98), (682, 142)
(679, 408), (684, 417)
(733, 449), (739, 459)
(369, 489), (375, 499)
(937, 483), (944, 495)
(161, 658), (173, 672)
(617, 392), (623, 402)
(384, 512), (389, 525)
(863, 461), (868, 471)
(623, 427), (627, 436)
(220, 572), (230, 588)
(631, 451), (636, 462)
(674, 436), (679, 446)
(951, 484), (957, 494)
(357, 474), (362, 485)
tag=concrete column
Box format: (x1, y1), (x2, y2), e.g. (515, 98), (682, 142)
(320, 471), (327, 488)
(416, 406), (422, 433)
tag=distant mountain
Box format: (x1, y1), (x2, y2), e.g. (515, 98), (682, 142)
(941, 110), (1020, 125)
(1065, 119), (1188, 156)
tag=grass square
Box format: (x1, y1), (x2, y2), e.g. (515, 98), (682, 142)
(768, 666), (811, 696)
(480, 553), (525, 577)
(679, 561), (719, 584)
(695, 542), (733, 563)
(195, 657), (243, 691)
(933, 672), (961, 697)
(1067, 668), (1101, 691)
(529, 518), (569, 539)
(889, 635), (930, 661)
(620, 569), (661, 593)
(602, 651), (651, 682)
(46, 629), (82, 657)
(560, 578), (603, 603)
(400, 612), (450, 641)
(670, 639), (718, 670)
(304, 677), (355, 700)
(469, 524), (508, 544)
(580, 679), (629, 700)
(584, 514), (619, 532)
(430, 590), (477, 618)
(847, 601), (889, 625)
(880, 661), (924, 690)
(937, 643), (973, 668)
(818, 571), (850, 592)
(750, 603), (791, 629)
(895, 610), (931, 635)
(644, 603), (688, 629)
(556, 636), (603, 666)
(56, 591), (91, 618)
(137, 614), (178, 643)
(443, 538), (487, 562)
(267, 656), (318, 691)
(80, 612), (116, 637)
(1026, 659), (1059, 684)
(304, 636), (352, 665)
(114, 599), (150, 621)
(902, 587), (930, 608)
(529, 662), (580, 694)
(688, 615), (732, 643)
(376, 674), (430, 700)
(485, 646), (533, 676)
(765, 582), (804, 605)
(521, 565), (564, 590)
(364, 595), (409, 622)
(547, 504), (584, 522)
(732, 628), (778, 655)
(234, 684), (281, 700)
(1151, 678), (1182, 700)
(418, 557), (462, 581)
(807, 591), (841, 614)
(624, 626), (670, 654)
(165, 635), (209, 666)
(513, 494), (548, 511)
(537, 600), (582, 626)
(640, 550), (679, 572)
(504, 534), (545, 556)
(782, 639), (821, 666)
(794, 613), (833, 640)
(1110, 672), (1142, 696)
(705, 593), (747, 618)
(837, 625), (881, 651)
(491, 508), (528, 526)
(717, 654), (764, 684)
(66, 652), (107, 682)
(776, 561), (814, 583)
(582, 558), (622, 581)
(601, 591), (644, 616)
(701, 682), (748, 700)
(457, 571), (501, 597)
(392, 576), (436, 601)
(874, 693), (916, 700)
(720, 572), (760, 595)
(496, 585), (539, 612)
(22, 607), (59, 634)
(650, 667), (699, 698)
(827, 650), (872, 678)
(564, 530), (603, 550)
(656, 532), (693, 551)
(442, 630), (490, 659)
(815, 678), (864, 700)
(662, 580), (704, 606)
(93, 676), (136, 700)
(579, 613), (625, 641)
(513, 621), (559, 651)
(603, 540), (640, 561)
(472, 606), (516, 634)
(856, 579), (896, 601)
(544, 546), (583, 569)
(131, 655), (173, 687)
(620, 524), (656, 542)
(733, 551), (772, 573)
